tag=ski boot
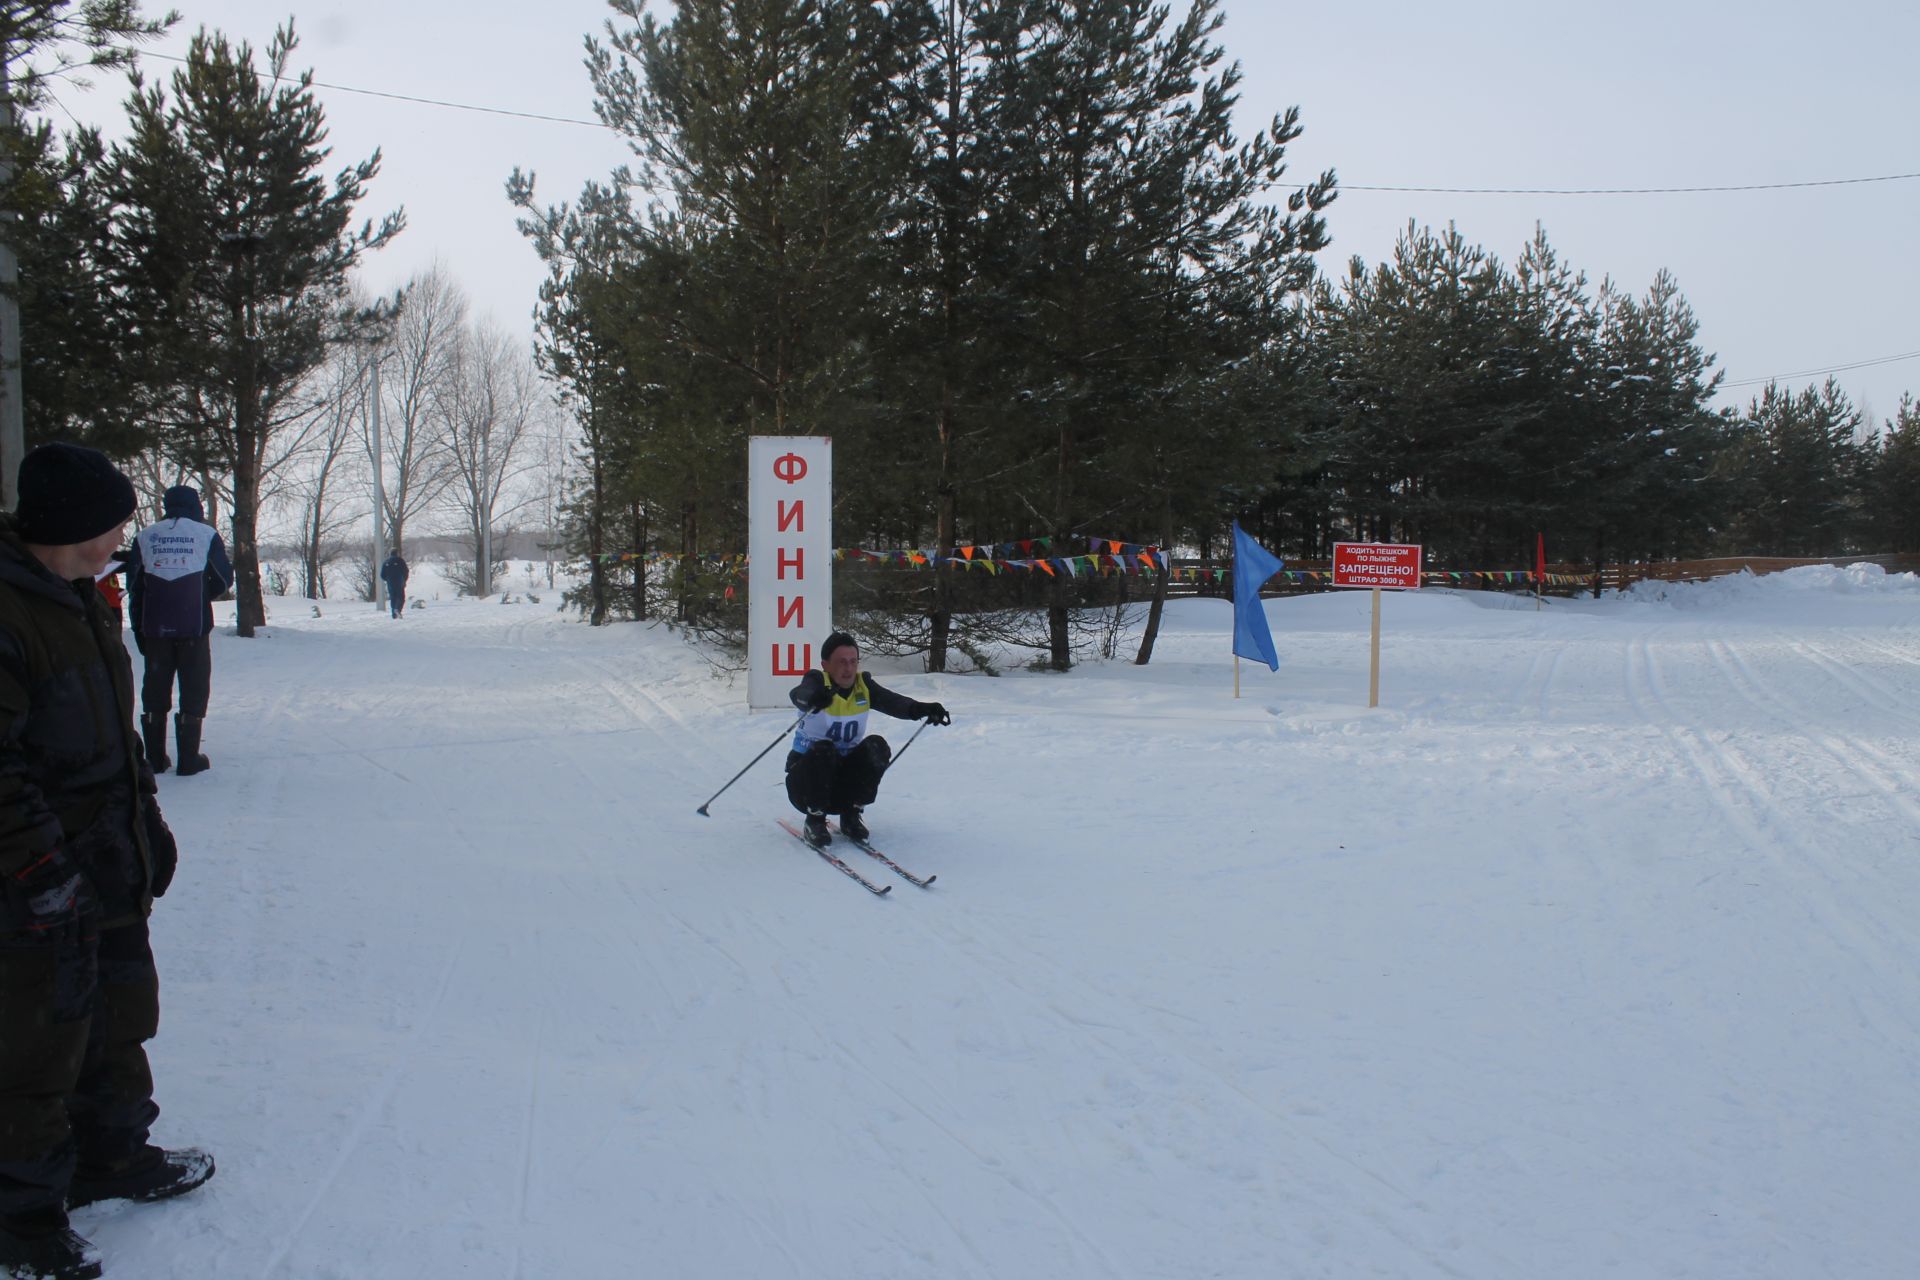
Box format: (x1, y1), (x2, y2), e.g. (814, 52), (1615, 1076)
(838, 808), (869, 843)
(802, 811), (832, 848)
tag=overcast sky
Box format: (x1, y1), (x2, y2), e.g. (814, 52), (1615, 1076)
(55, 0), (1920, 425)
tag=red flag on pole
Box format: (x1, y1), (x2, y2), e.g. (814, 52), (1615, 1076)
(1535, 533), (1546, 580)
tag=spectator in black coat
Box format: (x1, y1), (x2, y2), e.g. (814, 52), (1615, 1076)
(380, 551), (409, 619)
(0, 445), (214, 1280)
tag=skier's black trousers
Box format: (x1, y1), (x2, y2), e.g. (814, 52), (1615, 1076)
(785, 737), (892, 815)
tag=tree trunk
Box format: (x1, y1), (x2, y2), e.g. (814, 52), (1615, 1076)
(230, 429), (265, 636)
(303, 496), (323, 600)
(1047, 410), (1075, 672)
(676, 499), (698, 624)
(928, 367), (957, 673)
(586, 441), (608, 627)
(473, 516), (488, 600)
(1134, 500), (1174, 665)
(629, 501), (646, 620)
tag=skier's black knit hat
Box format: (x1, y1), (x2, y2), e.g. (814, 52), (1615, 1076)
(14, 442), (137, 546)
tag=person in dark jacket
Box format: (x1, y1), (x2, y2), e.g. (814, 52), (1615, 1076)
(124, 487), (233, 777)
(379, 550), (408, 619)
(0, 444), (214, 1280)
(785, 631), (950, 847)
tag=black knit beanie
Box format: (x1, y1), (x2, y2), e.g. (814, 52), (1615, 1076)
(14, 443), (138, 546)
(820, 631), (857, 662)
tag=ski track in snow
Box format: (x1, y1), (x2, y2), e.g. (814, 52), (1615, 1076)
(80, 570), (1920, 1279)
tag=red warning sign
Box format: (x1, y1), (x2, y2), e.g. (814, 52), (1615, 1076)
(1331, 542), (1422, 590)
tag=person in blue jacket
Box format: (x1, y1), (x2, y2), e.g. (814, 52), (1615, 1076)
(125, 487), (234, 777)
(785, 631), (949, 847)
(379, 550), (409, 619)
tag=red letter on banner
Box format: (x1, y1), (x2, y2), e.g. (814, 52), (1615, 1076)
(776, 596), (803, 629)
(777, 500), (803, 532)
(777, 547), (804, 580)
(772, 643), (812, 677)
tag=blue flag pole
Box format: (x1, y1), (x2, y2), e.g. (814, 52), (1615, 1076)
(1230, 522), (1285, 697)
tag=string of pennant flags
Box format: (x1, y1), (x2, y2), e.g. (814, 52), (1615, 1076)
(590, 538), (1590, 587)
(593, 536), (1169, 579)
(834, 545), (1170, 577)
(1175, 566), (1593, 588)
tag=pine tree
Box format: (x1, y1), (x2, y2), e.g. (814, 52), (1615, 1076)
(109, 22), (402, 635)
(2, 0), (174, 496)
(1863, 393), (1920, 552)
(990, 0), (1331, 668)
(1586, 269), (1728, 561)
(1716, 379), (1866, 555)
(9, 125), (147, 453)
(586, 0), (904, 437)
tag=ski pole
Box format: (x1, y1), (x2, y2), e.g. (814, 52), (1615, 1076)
(888, 718), (936, 769)
(696, 713), (805, 816)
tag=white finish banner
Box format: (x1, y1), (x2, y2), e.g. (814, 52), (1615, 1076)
(747, 436), (833, 710)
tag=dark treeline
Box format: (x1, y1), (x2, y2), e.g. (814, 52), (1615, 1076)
(511, 0), (1334, 670)
(510, 0), (1916, 670)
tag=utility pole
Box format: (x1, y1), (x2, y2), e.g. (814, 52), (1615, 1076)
(369, 355), (386, 609)
(1, 48), (24, 510)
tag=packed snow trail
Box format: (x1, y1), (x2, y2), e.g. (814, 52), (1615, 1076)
(81, 569), (1920, 1278)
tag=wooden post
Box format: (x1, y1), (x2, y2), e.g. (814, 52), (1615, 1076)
(1233, 654), (1241, 700)
(1368, 587), (1382, 708)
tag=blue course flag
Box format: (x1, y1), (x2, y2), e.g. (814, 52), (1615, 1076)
(1231, 521), (1285, 671)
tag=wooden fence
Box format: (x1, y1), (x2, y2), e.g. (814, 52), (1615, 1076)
(1167, 553), (1920, 599)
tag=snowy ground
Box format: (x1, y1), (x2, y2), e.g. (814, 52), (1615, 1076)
(84, 566), (1920, 1278)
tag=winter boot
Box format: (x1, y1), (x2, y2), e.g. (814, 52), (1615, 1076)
(838, 808), (869, 843)
(802, 811), (832, 848)
(67, 1146), (215, 1210)
(141, 713), (171, 773)
(0, 1207), (102, 1280)
(173, 716), (210, 777)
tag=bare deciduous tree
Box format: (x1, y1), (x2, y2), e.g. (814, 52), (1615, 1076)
(289, 348), (370, 598)
(439, 322), (546, 596)
(371, 263), (464, 553)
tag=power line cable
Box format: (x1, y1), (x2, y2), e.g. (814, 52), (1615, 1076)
(1721, 349), (1920, 390)
(139, 51), (1917, 194)
(120, 49), (1920, 392)
(1347, 173), (1920, 195)
(140, 50), (605, 128)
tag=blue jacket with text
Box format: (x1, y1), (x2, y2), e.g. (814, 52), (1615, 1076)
(127, 487), (235, 640)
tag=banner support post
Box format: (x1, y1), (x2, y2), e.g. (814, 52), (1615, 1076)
(1369, 587), (1382, 708)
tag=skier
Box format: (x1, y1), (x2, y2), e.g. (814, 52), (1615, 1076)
(380, 549), (409, 619)
(786, 631), (949, 847)
(125, 486), (234, 777)
(1, 444), (215, 1280)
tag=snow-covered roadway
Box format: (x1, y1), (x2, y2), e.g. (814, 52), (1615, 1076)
(88, 566), (1920, 1278)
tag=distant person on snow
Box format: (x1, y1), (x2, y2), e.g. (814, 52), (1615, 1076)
(786, 631), (949, 847)
(126, 486), (234, 777)
(0, 444), (215, 1280)
(380, 550), (409, 619)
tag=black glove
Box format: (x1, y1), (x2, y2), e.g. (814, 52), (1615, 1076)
(921, 702), (951, 726)
(11, 849), (92, 929)
(803, 682), (834, 712)
(144, 805), (179, 898)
